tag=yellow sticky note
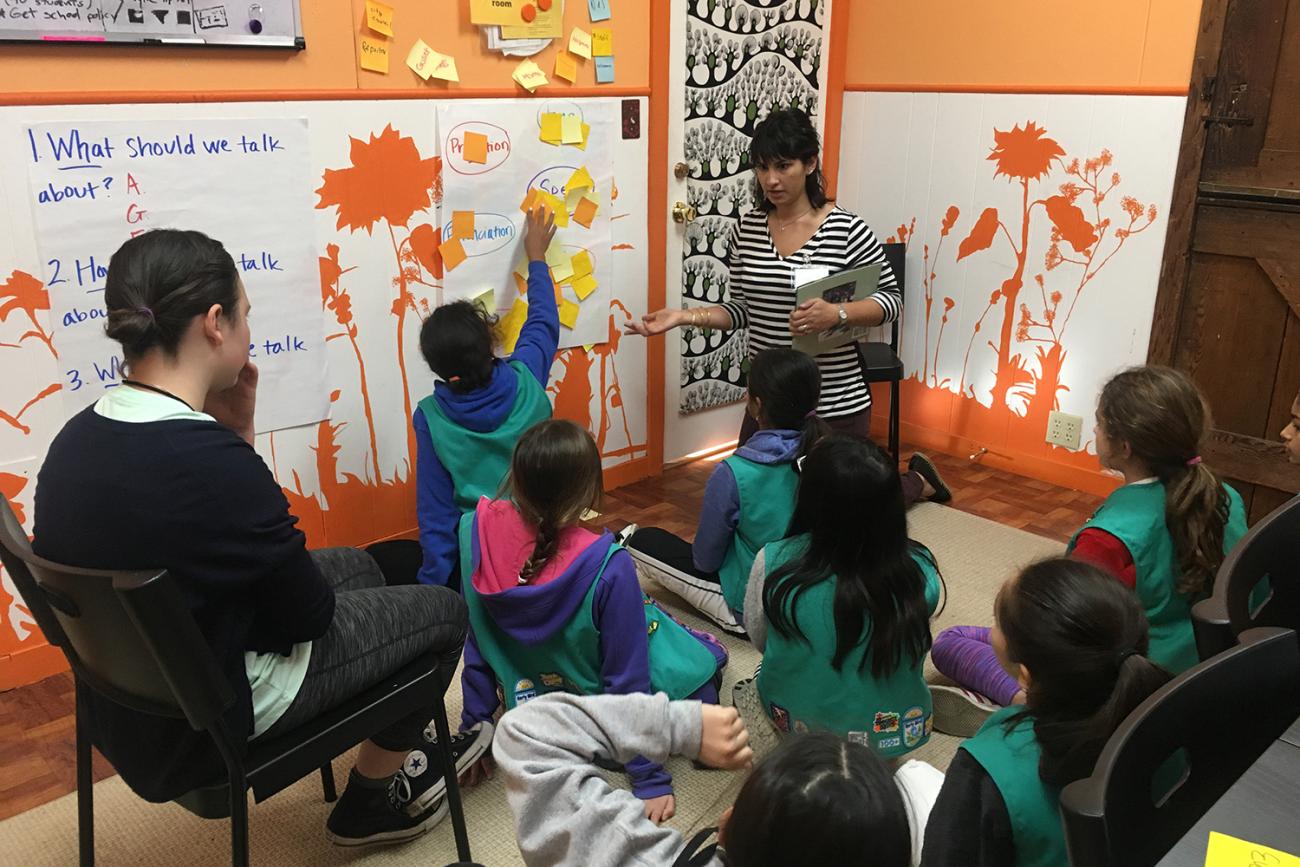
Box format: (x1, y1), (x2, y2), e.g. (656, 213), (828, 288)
(406, 39), (434, 79)
(469, 0), (524, 26)
(570, 250), (594, 279)
(567, 166), (594, 193)
(561, 114), (583, 145)
(463, 131), (488, 164)
(555, 52), (579, 83)
(539, 113), (563, 145)
(592, 28), (613, 57)
(1205, 832), (1300, 867)
(473, 287), (495, 314)
(573, 196), (599, 228)
(575, 122), (591, 151)
(569, 27), (592, 59)
(365, 0), (394, 36)
(498, 297), (529, 354)
(452, 211), (475, 240)
(440, 237), (467, 271)
(582, 344), (594, 353)
(520, 187), (542, 213)
(359, 37), (390, 74)
(545, 242), (569, 268)
(427, 51), (459, 82)
(573, 273), (598, 300)
(513, 59), (549, 92)
(551, 257), (575, 285)
(538, 190), (568, 227)
(559, 298), (580, 329)
(514, 257), (531, 282)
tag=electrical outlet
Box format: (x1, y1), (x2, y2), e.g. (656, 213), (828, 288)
(1046, 411), (1083, 450)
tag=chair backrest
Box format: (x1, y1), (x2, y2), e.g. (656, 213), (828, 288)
(1059, 627), (1300, 867)
(0, 495), (235, 733)
(880, 242), (906, 353)
(1213, 493), (1300, 636)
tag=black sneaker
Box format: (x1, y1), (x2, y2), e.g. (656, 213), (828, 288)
(909, 452), (953, 504)
(403, 720), (495, 814)
(326, 770), (447, 848)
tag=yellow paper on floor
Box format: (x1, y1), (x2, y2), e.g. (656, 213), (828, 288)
(539, 112), (563, 145)
(498, 297), (529, 354)
(554, 52), (579, 83)
(359, 37), (389, 73)
(561, 114), (583, 145)
(559, 298), (580, 329)
(513, 60), (549, 92)
(573, 273), (598, 301)
(473, 288), (494, 314)
(566, 166), (594, 193)
(569, 28), (592, 59)
(550, 257), (575, 285)
(1204, 832), (1300, 867)
(570, 250), (594, 279)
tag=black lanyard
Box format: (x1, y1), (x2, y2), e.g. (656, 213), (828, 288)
(673, 827), (721, 867)
(121, 379), (195, 412)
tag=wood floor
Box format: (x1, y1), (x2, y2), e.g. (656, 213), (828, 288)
(0, 445), (1101, 822)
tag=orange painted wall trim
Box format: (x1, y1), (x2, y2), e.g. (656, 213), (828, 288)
(846, 83), (1188, 96)
(819, 0), (851, 199)
(0, 645), (67, 691)
(0, 86), (651, 108)
(644, 1), (669, 473)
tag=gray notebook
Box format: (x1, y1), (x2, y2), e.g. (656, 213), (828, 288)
(791, 262), (883, 356)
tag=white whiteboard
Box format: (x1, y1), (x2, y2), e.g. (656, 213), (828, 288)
(0, 0), (303, 47)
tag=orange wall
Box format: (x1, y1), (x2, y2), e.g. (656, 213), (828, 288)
(0, 0), (649, 99)
(846, 0), (1201, 91)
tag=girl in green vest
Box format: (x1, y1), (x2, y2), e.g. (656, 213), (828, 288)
(932, 366), (1246, 734)
(457, 420), (727, 823)
(924, 558), (1173, 867)
(412, 207), (560, 587)
(745, 433), (943, 759)
(626, 348), (828, 635)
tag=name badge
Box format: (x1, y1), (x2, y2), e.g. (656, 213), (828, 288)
(791, 265), (831, 290)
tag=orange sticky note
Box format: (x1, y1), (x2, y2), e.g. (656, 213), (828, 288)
(513, 271), (527, 296)
(452, 211), (476, 240)
(573, 273), (598, 301)
(570, 250), (594, 279)
(359, 37), (390, 74)
(553, 281), (564, 303)
(592, 27), (612, 57)
(539, 112), (563, 144)
(559, 298), (580, 329)
(440, 237), (467, 271)
(568, 27), (592, 59)
(463, 131), (488, 164)
(520, 187), (541, 213)
(561, 114), (583, 144)
(555, 51), (579, 83)
(573, 196), (599, 228)
(365, 0), (394, 36)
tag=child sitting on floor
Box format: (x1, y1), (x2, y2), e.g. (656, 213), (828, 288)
(456, 419), (728, 823)
(412, 207), (559, 587)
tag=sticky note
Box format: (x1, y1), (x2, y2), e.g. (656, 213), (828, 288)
(513, 271), (527, 296)
(440, 237), (467, 271)
(561, 114), (583, 144)
(569, 28), (592, 59)
(427, 51), (459, 82)
(555, 52), (579, 83)
(514, 257), (531, 282)
(570, 250), (594, 279)
(592, 28), (613, 56)
(406, 39), (435, 79)
(567, 166), (594, 193)
(1205, 832), (1300, 866)
(469, 0), (526, 26)
(576, 122), (591, 151)
(559, 298), (580, 329)
(498, 297), (529, 354)
(452, 211), (476, 240)
(551, 257), (575, 284)
(587, 0), (610, 22)
(553, 280), (564, 303)
(463, 131), (488, 164)
(573, 196), (599, 228)
(540, 112), (563, 144)
(545, 242), (569, 268)
(538, 190), (568, 227)
(473, 287), (495, 314)
(520, 187), (542, 213)
(513, 59), (549, 92)
(594, 55), (615, 83)
(573, 273), (598, 300)
(365, 0), (393, 36)
(359, 37), (390, 74)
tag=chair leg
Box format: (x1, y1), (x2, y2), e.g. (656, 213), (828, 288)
(889, 379), (901, 463)
(230, 788), (250, 867)
(75, 684), (94, 867)
(430, 689), (473, 863)
(319, 762), (337, 803)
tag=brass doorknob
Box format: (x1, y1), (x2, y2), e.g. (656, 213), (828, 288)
(673, 202), (698, 224)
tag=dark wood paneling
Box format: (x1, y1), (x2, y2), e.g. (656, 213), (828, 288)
(1204, 0), (1289, 171)
(1205, 429), (1300, 492)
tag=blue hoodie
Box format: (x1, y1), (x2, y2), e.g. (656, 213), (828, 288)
(692, 428), (802, 574)
(413, 260), (559, 585)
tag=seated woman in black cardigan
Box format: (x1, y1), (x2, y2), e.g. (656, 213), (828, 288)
(32, 229), (482, 848)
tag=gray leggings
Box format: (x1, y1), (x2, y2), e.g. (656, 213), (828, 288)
(256, 547), (467, 752)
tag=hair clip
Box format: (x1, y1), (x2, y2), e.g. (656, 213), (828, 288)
(1185, 455), (1202, 467)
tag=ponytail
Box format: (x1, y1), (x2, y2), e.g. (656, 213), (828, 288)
(518, 517), (561, 583)
(746, 348), (824, 460)
(795, 411), (829, 470)
(1165, 462), (1230, 597)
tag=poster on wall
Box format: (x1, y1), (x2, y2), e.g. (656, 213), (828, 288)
(678, 0), (827, 414)
(23, 117), (330, 434)
(437, 99), (616, 350)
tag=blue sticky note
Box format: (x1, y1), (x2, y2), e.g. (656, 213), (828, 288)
(595, 55), (615, 84)
(588, 0), (611, 22)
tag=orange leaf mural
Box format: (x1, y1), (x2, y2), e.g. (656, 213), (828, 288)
(0, 270), (57, 359)
(1044, 196), (1097, 254)
(957, 208), (999, 261)
(408, 223), (444, 281)
(315, 126), (441, 235)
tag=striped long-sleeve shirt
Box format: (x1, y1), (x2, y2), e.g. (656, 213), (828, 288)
(719, 206), (901, 419)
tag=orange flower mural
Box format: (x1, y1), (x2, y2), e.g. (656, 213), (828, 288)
(0, 271), (61, 436)
(0, 472), (34, 658)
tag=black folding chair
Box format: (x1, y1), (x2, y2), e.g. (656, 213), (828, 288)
(0, 496), (474, 867)
(1058, 627), (1300, 866)
(1192, 493), (1300, 660)
(860, 242), (906, 461)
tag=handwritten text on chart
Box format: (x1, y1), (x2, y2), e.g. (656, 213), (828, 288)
(28, 128), (288, 166)
(63, 334), (311, 393)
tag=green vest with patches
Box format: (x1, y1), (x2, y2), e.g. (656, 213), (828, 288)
(718, 455), (799, 616)
(1067, 480), (1246, 673)
(418, 360), (552, 516)
(962, 707), (1064, 867)
(756, 536), (940, 759)
(459, 517), (717, 708)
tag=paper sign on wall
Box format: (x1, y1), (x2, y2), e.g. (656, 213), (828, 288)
(588, 0), (611, 22)
(365, 0), (394, 36)
(569, 28), (593, 59)
(359, 37), (389, 73)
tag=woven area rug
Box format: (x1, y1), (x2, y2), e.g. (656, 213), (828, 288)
(0, 502), (1063, 866)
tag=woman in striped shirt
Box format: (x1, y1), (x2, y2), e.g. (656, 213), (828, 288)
(629, 108), (947, 505)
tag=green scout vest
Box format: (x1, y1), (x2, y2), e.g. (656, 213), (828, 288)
(718, 455), (799, 616)
(1067, 480), (1246, 673)
(459, 520), (717, 709)
(418, 359), (552, 515)
(962, 707), (1064, 867)
(756, 536), (941, 759)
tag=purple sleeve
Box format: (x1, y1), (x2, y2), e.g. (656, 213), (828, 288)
(930, 625), (1022, 708)
(414, 409), (460, 586)
(594, 549), (674, 800)
(507, 261), (561, 386)
(459, 627), (502, 731)
(691, 462), (741, 574)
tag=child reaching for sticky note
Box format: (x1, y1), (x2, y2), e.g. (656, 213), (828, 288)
(412, 207), (560, 587)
